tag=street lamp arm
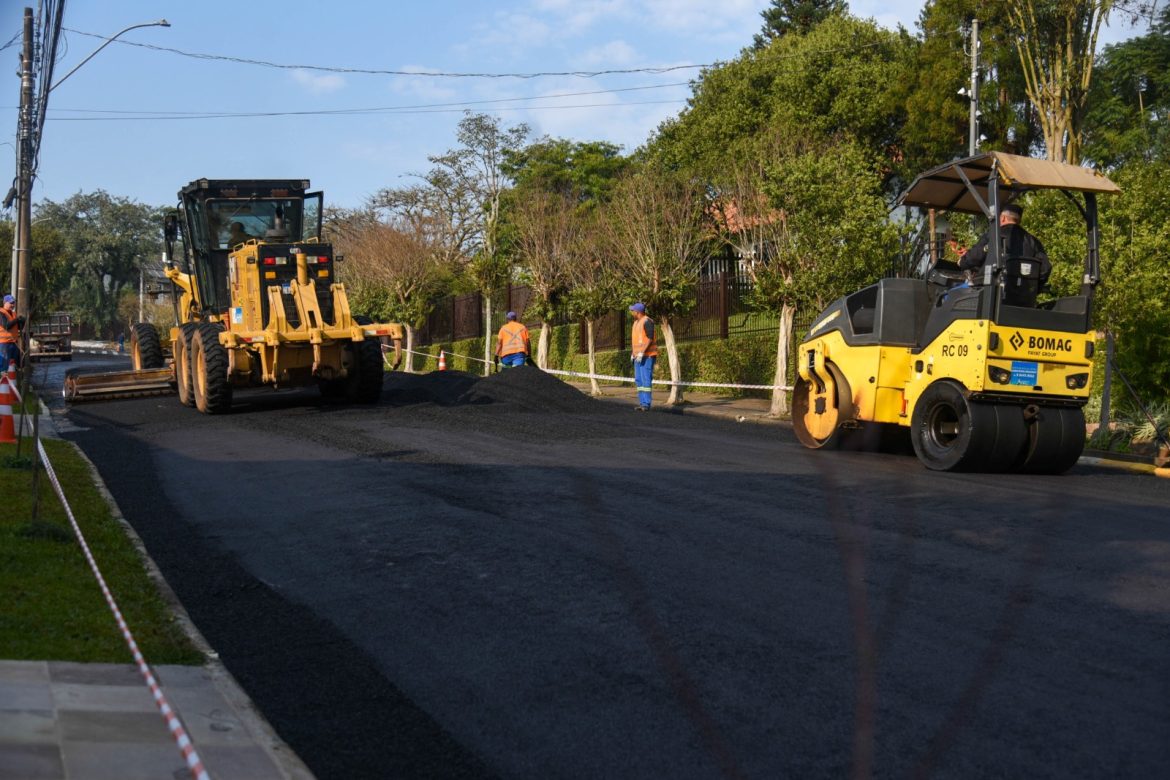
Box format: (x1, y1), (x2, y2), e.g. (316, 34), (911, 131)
(50, 20), (171, 92)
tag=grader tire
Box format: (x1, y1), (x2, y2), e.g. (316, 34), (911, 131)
(792, 362), (854, 450)
(1018, 406), (1085, 475)
(175, 323), (198, 407)
(130, 323), (164, 370)
(191, 323), (232, 414)
(347, 338), (384, 404)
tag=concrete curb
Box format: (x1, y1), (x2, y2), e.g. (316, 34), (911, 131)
(34, 403), (316, 779)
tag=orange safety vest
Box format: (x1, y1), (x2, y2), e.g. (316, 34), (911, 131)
(631, 316), (658, 357)
(0, 308), (18, 344)
(497, 321), (529, 357)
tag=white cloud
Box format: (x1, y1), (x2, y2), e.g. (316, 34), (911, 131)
(580, 40), (638, 67)
(387, 66), (460, 102)
(291, 70), (345, 94)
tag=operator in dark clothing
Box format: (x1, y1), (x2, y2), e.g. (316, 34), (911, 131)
(958, 202), (1050, 285)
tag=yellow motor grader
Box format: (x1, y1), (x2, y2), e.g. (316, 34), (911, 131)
(64, 179), (397, 412)
(793, 153), (1119, 473)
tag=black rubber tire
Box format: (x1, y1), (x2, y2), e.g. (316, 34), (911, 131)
(346, 338), (384, 403)
(130, 322), (164, 370)
(191, 322), (232, 414)
(970, 402), (1030, 473)
(792, 362), (853, 450)
(175, 323), (199, 407)
(911, 380), (990, 471)
(1018, 406), (1086, 474)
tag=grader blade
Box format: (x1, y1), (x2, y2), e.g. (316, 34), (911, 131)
(63, 367), (175, 402)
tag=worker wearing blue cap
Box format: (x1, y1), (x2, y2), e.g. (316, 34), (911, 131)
(0, 294), (24, 371)
(495, 311), (530, 369)
(629, 302), (657, 410)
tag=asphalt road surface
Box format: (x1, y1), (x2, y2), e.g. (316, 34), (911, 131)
(40, 356), (1170, 779)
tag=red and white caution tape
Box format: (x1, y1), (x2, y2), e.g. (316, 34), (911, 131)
(405, 347), (494, 366)
(542, 366), (792, 391)
(30, 426), (210, 780)
(401, 348), (791, 391)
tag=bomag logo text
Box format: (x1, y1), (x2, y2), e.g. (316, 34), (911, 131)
(1027, 336), (1073, 352)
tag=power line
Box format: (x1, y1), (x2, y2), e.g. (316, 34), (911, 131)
(61, 27), (711, 78)
(34, 80), (692, 119)
(45, 98), (687, 122)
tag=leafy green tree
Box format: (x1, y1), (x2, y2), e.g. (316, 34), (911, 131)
(510, 190), (578, 368)
(564, 210), (622, 395)
(1025, 160), (1170, 402)
(714, 136), (901, 414)
(0, 220), (70, 318)
(604, 165), (709, 405)
(752, 0), (848, 49)
(651, 15), (913, 183)
(503, 138), (630, 203)
(32, 192), (162, 337)
(1082, 5), (1170, 166)
(1006, 0), (1122, 164)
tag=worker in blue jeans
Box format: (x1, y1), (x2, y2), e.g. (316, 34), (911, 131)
(629, 302), (658, 411)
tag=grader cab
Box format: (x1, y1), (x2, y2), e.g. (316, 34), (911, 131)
(793, 153), (1120, 473)
(67, 179), (396, 412)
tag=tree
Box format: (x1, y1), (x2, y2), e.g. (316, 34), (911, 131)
(752, 0), (848, 49)
(0, 220), (69, 318)
(650, 15), (913, 184)
(604, 166), (708, 405)
(33, 191), (161, 337)
(1006, 0), (1132, 164)
(503, 138), (630, 202)
(902, 0), (1043, 172)
(563, 211), (621, 396)
(713, 136), (900, 415)
(336, 213), (446, 371)
(510, 190), (578, 368)
(1082, 5), (1170, 166)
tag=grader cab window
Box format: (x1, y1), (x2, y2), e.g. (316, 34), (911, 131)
(206, 199), (305, 249)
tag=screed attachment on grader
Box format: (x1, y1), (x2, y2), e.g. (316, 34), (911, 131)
(793, 152), (1119, 474)
(63, 367), (175, 402)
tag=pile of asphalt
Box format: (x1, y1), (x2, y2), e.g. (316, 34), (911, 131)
(382, 365), (603, 414)
(456, 364), (601, 413)
(382, 370), (481, 406)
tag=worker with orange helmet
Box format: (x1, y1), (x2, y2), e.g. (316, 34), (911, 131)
(495, 311), (530, 369)
(629, 302), (657, 411)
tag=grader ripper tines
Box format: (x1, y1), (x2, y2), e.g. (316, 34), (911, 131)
(793, 153), (1120, 474)
(63, 179), (396, 412)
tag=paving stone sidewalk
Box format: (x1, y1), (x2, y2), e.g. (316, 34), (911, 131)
(0, 661), (310, 780)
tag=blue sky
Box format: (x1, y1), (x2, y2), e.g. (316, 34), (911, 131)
(3, 1), (1150, 212)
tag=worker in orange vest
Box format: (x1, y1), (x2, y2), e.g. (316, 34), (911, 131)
(0, 294), (25, 371)
(495, 311), (530, 369)
(629, 302), (657, 410)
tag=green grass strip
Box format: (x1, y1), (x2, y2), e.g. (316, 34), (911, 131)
(0, 438), (203, 664)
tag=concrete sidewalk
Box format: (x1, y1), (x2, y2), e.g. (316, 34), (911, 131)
(0, 661), (309, 780)
(1, 403), (314, 780)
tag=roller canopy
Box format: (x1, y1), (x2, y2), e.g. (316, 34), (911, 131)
(898, 152), (1120, 214)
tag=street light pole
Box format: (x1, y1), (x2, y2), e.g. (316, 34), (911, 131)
(11, 13), (170, 321)
(50, 19), (170, 92)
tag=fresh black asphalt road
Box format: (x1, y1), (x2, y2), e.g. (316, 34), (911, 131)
(42, 356), (1170, 779)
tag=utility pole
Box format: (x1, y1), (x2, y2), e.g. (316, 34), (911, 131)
(14, 7), (34, 317)
(968, 17), (980, 156)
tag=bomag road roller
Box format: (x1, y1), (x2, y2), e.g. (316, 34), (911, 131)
(65, 179), (397, 412)
(793, 152), (1119, 473)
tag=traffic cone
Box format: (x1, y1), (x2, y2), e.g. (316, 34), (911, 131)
(6, 360), (15, 384)
(0, 376), (16, 444)
(438, 351), (447, 371)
